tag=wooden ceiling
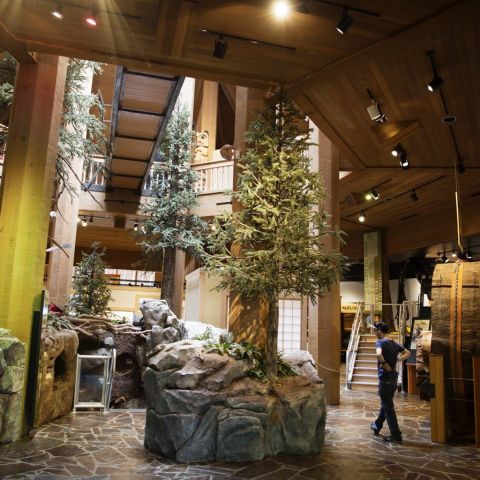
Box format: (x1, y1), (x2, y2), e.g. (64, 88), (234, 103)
(1, 0), (479, 259)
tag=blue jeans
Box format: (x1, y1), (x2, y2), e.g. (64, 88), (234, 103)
(374, 375), (402, 438)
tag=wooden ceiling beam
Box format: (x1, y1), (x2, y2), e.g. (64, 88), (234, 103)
(0, 19), (36, 64)
(287, 0), (471, 95)
(371, 120), (422, 150)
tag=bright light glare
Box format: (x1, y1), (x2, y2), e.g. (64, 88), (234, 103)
(86, 16), (97, 26)
(51, 9), (63, 19)
(272, 1), (291, 20)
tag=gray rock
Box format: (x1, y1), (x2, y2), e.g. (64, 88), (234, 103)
(152, 388), (226, 415)
(0, 337), (25, 367)
(217, 410), (265, 462)
(167, 354), (229, 390)
(299, 361), (322, 384)
(144, 410), (199, 459)
(141, 300), (175, 329)
(202, 357), (252, 391)
(0, 366), (24, 393)
(0, 392), (23, 444)
(162, 326), (182, 344)
(176, 405), (223, 462)
(148, 340), (204, 372)
(282, 350), (316, 367)
(0, 350), (6, 378)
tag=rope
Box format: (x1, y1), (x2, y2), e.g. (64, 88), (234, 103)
(317, 363), (341, 374)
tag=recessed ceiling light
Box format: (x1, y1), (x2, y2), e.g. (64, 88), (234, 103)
(272, 0), (291, 20)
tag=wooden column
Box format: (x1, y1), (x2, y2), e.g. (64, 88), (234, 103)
(196, 81), (218, 160)
(228, 86), (267, 347)
(0, 55), (67, 345)
(430, 353), (447, 443)
(309, 129), (341, 405)
(473, 356), (480, 448)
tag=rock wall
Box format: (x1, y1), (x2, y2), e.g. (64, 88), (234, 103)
(35, 330), (79, 427)
(0, 336), (26, 444)
(144, 340), (326, 462)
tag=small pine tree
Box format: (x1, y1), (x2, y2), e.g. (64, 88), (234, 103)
(138, 106), (207, 311)
(203, 92), (344, 381)
(69, 242), (112, 316)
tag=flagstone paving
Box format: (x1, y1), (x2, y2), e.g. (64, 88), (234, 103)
(1, 388), (479, 479)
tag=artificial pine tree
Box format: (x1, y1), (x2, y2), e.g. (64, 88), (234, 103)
(69, 243), (112, 316)
(203, 92), (344, 381)
(138, 106), (207, 312)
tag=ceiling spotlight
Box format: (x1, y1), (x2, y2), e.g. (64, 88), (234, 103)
(366, 89), (385, 123)
(399, 153), (409, 169)
(409, 189), (419, 202)
(451, 251), (457, 258)
(336, 8), (353, 34)
(51, 5), (63, 19)
(133, 223), (139, 232)
(370, 189), (380, 200)
(466, 250), (473, 260)
(85, 12), (97, 26)
(272, 0), (291, 20)
(441, 251), (448, 263)
(81, 217), (88, 227)
(89, 216), (94, 223)
(427, 75), (443, 93)
(358, 212), (366, 223)
(213, 35), (228, 59)
(391, 144), (403, 157)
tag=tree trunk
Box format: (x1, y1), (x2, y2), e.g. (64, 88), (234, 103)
(161, 247), (176, 311)
(266, 293), (279, 382)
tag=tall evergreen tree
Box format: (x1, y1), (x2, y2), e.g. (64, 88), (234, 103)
(69, 243), (112, 316)
(138, 106), (207, 312)
(203, 93), (344, 381)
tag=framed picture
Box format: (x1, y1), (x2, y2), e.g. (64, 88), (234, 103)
(410, 318), (431, 349)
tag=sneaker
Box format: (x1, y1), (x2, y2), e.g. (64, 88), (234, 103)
(383, 435), (403, 444)
(370, 423), (380, 436)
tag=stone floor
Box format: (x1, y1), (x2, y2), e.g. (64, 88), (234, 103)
(0, 387), (479, 480)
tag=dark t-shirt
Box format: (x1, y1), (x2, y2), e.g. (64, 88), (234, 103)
(376, 338), (405, 380)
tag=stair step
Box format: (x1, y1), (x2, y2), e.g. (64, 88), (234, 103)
(357, 347), (376, 353)
(356, 353), (377, 360)
(350, 381), (378, 391)
(352, 373), (378, 382)
(354, 367), (377, 373)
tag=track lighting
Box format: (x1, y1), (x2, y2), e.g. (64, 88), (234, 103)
(365, 189), (379, 201)
(89, 216), (94, 223)
(336, 8), (353, 34)
(81, 216), (87, 227)
(366, 89), (385, 123)
(213, 35), (228, 59)
(272, 0), (291, 20)
(409, 190), (418, 202)
(85, 12), (97, 26)
(51, 4), (63, 19)
(358, 212), (366, 223)
(451, 251), (457, 258)
(441, 251), (448, 263)
(466, 250), (473, 260)
(426, 50), (443, 93)
(399, 153), (409, 169)
(391, 144), (403, 157)
(133, 223), (139, 232)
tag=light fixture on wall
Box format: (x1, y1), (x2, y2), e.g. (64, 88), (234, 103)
(358, 211), (366, 223)
(51, 4), (63, 19)
(336, 8), (353, 34)
(366, 89), (385, 123)
(426, 51), (443, 93)
(213, 35), (228, 59)
(85, 12), (98, 26)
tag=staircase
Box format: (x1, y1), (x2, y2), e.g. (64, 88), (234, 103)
(350, 334), (378, 391)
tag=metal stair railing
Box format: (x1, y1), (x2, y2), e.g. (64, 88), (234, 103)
(346, 302), (363, 389)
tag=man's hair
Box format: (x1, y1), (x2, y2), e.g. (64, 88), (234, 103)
(373, 322), (389, 333)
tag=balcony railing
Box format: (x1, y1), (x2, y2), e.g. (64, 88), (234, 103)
(81, 158), (234, 196)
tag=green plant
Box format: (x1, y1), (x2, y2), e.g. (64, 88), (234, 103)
(137, 106), (207, 311)
(68, 242), (112, 316)
(192, 326), (214, 340)
(0, 328), (12, 337)
(46, 314), (74, 332)
(203, 91), (344, 380)
(205, 340), (297, 381)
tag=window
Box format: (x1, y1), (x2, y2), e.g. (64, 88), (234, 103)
(278, 298), (302, 353)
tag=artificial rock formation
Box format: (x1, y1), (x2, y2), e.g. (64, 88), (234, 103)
(0, 336), (26, 444)
(35, 329), (79, 427)
(144, 340), (326, 462)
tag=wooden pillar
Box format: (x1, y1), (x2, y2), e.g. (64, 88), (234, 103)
(228, 86), (267, 347)
(473, 356), (480, 448)
(430, 354), (447, 443)
(309, 129), (341, 405)
(196, 81), (218, 160)
(0, 55), (67, 345)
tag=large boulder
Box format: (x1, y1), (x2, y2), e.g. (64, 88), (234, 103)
(144, 344), (326, 462)
(35, 329), (79, 427)
(0, 336), (26, 444)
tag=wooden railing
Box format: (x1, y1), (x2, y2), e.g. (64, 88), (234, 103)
(82, 157), (107, 187)
(192, 159), (233, 194)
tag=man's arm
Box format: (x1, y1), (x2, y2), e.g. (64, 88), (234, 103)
(398, 348), (410, 362)
(376, 346), (392, 372)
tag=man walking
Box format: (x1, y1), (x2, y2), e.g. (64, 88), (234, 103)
(370, 321), (410, 444)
